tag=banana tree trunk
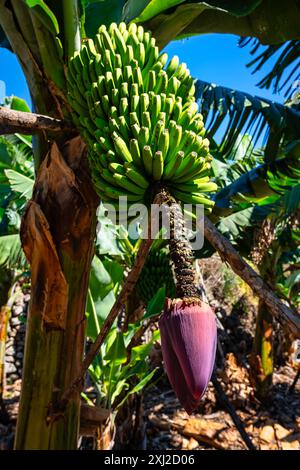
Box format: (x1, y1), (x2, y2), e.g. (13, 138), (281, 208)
(249, 251), (278, 401)
(250, 299), (273, 400)
(15, 138), (98, 449)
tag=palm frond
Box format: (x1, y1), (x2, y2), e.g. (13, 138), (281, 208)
(239, 38), (300, 99)
(196, 79), (300, 160)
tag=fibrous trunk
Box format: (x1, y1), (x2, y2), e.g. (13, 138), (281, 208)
(15, 138), (98, 449)
(250, 299), (273, 400)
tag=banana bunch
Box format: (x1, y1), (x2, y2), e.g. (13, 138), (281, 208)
(67, 22), (217, 210)
(137, 247), (175, 303)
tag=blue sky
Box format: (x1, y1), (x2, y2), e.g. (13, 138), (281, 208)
(0, 33), (284, 109)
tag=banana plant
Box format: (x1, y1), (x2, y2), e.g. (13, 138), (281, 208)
(203, 130), (300, 400)
(249, 186), (300, 400)
(0, 0), (299, 450)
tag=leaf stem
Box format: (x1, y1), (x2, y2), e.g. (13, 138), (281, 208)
(63, 0), (81, 59)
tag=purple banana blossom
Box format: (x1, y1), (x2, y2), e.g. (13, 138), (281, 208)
(159, 299), (217, 414)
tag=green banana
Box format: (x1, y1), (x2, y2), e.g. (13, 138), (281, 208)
(151, 120), (164, 146)
(114, 68), (123, 87)
(139, 126), (150, 148)
(101, 168), (118, 186)
(137, 43), (145, 67)
(131, 83), (139, 96)
(165, 55), (179, 75)
(133, 67), (143, 92)
(142, 145), (153, 175)
(155, 71), (168, 94)
(129, 139), (142, 167)
(120, 97), (129, 115)
(142, 111), (151, 130)
(173, 151), (198, 178)
(115, 53), (122, 69)
(140, 93), (150, 113)
(151, 95), (161, 126)
(164, 97), (175, 116)
(157, 129), (169, 159)
(67, 21), (215, 212)
(117, 115), (130, 140)
(104, 49), (114, 73)
(152, 151), (164, 180)
(126, 44), (134, 65)
(148, 70), (156, 91)
(166, 123), (182, 163)
(104, 186), (142, 202)
(112, 173), (145, 195)
(171, 188), (215, 207)
(120, 82), (129, 97)
(111, 88), (119, 107)
(173, 162), (211, 183)
(131, 95), (140, 117)
(101, 95), (111, 116)
(176, 179), (217, 193)
(125, 167), (149, 189)
(112, 132), (133, 163)
(114, 26), (127, 56)
(172, 99), (183, 121)
(94, 101), (105, 118)
(129, 112), (139, 126)
(96, 134), (113, 152)
(163, 151), (184, 180)
(137, 25), (144, 42)
(131, 123), (141, 140)
(124, 65), (133, 86)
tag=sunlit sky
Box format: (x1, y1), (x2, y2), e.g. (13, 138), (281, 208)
(0, 33), (284, 108)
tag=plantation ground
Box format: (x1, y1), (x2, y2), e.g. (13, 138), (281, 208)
(1, 256), (299, 450)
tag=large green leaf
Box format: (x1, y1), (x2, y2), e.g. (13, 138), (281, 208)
(282, 184), (300, 215)
(104, 331), (127, 366)
(25, 0), (59, 34)
(0, 233), (27, 270)
(213, 152), (300, 212)
(86, 255), (122, 337)
(123, 0), (186, 23)
(130, 0), (300, 48)
(4, 169), (34, 200)
(124, 0), (262, 23)
(216, 206), (266, 243)
(89, 255), (114, 301)
(143, 286), (166, 320)
(116, 368), (157, 409)
(19, 1), (65, 89)
(84, 0), (125, 38)
(86, 290), (115, 338)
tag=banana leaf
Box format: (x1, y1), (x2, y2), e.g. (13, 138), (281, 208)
(239, 38), (300, 99)
(127, 0), (300, 48)
(84, 0), (125, 37)
(0, 233), (27, 270)
(196, 79), (300, 160)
